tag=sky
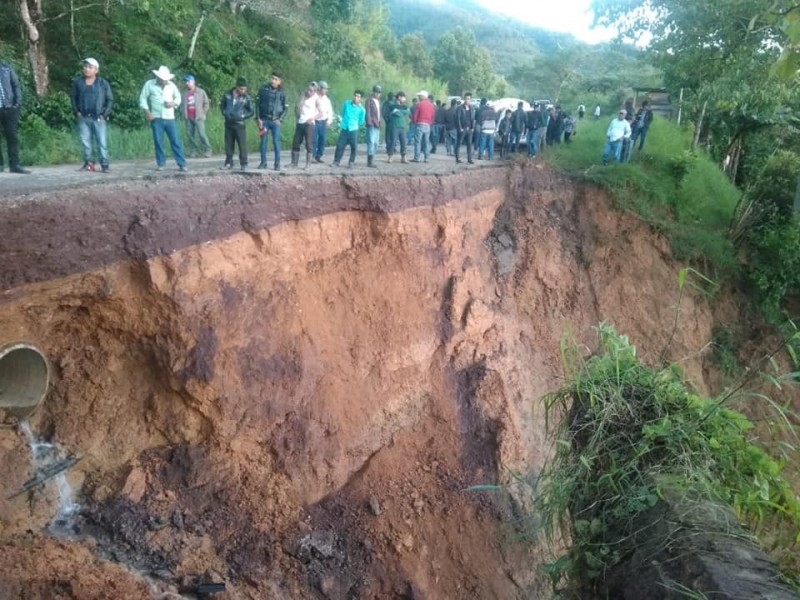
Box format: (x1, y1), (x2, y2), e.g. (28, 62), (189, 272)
(474, 0), (618, 45)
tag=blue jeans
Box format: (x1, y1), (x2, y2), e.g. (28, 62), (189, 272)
(527, 128), (542, 156)
(334, 129), (358, 165)
(407, 122), (416, 145)
(602, 139), (623, 164)
(77, 115), (109, 166)
(259, 119), (281, 166)
(366, 125), (380, 156)
(313, 121), (328, 159)
(150, 118), (186, 167)
(414, 123), (431, 160)
(478, 132), (495, 159)
(509, 130), (522, 151)
(445, 129), (457, 155)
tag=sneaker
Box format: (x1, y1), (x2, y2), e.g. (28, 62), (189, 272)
(332, 162), (340, 167)
(222, 163), (233, 170)
(274, 164), (281, 171)
(155, 166), (164, 171)
(467, 160), (474, 164)
(101, 165), (110, 174)
(79, 161), (94, 171)
(178, 165), (187, 172)
(240, 165), (246, 171)
(347, 163), (353, 169)
(314, 157), (323, 163)
(10, 166), (31, 174)
(257, 162), (267, 169)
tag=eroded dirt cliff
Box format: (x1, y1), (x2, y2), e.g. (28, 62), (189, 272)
(0, 165), (715, 599)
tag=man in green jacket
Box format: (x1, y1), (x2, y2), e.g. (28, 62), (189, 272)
(182, 74), (212, 157)
(385, 91), (410, 163)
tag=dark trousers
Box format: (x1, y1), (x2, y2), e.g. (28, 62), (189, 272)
(456, 130), (473, 162)
(333, 130), (358, 164)
(224, 121), (247, 166)
(0, 107), (21, 168)
(292, 122), (313, 152)
(387, 127), (406, 156)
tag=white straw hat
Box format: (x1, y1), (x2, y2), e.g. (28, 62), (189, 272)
(152, 65), (175, 81)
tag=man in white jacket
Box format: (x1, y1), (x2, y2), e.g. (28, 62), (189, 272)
(602, 109), (631, 165)
(139, 65), (187, 171)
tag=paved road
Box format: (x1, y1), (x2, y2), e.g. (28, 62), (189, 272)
(0, 145), (504, 199)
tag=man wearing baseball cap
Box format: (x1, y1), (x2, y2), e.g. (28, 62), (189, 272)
(70, 58), (113, 173)
(182, 74), (212, 158)
(365, 84), (382, 168)
(313, 81), (333, 163)
(602, 108), (631, 165)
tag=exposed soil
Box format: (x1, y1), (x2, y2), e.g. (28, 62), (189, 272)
(0, 163), (722, 598)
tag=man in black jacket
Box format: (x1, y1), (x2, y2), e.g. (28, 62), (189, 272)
(221, 77), (255, 170)
(455, 93), (475, 164)
(0, 59), (29, 173)
(256, 71), (287, 170)
(631, 100), (654, 152)
(70, 57), (114, 173)
(510, 101), (526, 152)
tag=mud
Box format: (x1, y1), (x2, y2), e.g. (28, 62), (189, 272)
(0, 163), (718, 598)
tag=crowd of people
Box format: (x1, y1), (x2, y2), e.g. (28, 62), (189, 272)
(0, 57), (655, 174)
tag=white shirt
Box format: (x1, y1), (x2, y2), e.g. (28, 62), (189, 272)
(607, 117), (631, 142)
(298, 93), (319, 124)
(316, 94), (334, 124)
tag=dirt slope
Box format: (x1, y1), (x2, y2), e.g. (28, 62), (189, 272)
(0, 164), (715, 599)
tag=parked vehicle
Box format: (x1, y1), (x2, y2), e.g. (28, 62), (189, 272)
(488, 97), (531, 147)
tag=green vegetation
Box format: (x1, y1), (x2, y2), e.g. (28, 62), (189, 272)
(533, 323), (800, 596)
(543, 117), (741, 276)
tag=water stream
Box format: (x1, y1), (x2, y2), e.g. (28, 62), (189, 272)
(18, 420), (79, 532)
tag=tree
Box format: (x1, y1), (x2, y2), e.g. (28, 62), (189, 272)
(432, 27), (497, 96)
(592, 0), (793, 182)
(397, 32), (433, 79)
(18, 0), (49, 95)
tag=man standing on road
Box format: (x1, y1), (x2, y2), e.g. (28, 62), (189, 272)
(0, 59), (29, 174)
(385, 91), (410, 164)
(602, 109), (631, 165)
(221, 77), (254, 171)
(510, 101), (526, 153)
(443, 98), (458, 156)
(256, 72), (287, 171)
(70, 57), (113, 173)
(332, 90), (365, 168)
(291, 81), (320, 169)
(182, 74), (212, 158)
(365, 85), (382, 168)
(455, 92), (475, 165)
(139, 65), (187, 171)
(411, 90), (435, 163)
(313, 81), (334, 164)
(525, 102), (545, 158)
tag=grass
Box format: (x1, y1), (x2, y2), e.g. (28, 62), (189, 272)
(531, 323), (800, 597)
(542, 117), (741, 276)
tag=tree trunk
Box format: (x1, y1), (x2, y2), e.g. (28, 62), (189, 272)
(19, 0), (49, 96)
(691, 99), (707, 151)
(722, 134), (743, 183)
(188, 12), (206, 60)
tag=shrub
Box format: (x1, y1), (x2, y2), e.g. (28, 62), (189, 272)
(533, 324), (800, 596)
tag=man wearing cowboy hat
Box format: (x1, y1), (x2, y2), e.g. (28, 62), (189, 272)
(138, 65), (187, 171)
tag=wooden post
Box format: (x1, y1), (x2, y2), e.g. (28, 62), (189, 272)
(676, 88), (684, 125)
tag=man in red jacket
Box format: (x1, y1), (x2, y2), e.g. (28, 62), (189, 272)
(411, 90), (435, 163)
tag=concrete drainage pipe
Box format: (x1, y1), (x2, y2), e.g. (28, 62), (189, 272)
(0, 343), (49, 421)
